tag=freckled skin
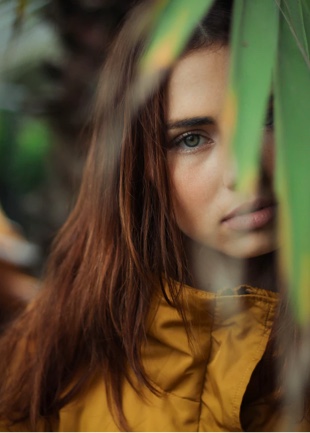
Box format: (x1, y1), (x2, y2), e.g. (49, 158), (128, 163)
(167, 47), (277, 259)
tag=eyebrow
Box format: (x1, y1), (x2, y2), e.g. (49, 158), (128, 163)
(166, 116), (215, 130)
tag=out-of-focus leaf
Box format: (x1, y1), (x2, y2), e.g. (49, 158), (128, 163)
(10, 118), (51, 193)
(13, 0), (27, 32)
(222, 0), (279, 192)
(302, 0), (310, 17)
(140, 0), (214, 74)
(297, 0), (310, 58)
(302, 0), (310, 53)
(0, 111), (17, 186)
(16, 1), (27, 17)
(274, 0), (310, 324)
(275, 0), (310, 67)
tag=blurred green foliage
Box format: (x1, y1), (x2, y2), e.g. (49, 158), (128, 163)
(141, 0), (214, 72)
(0, 110), (51, 194)
(274, 0), (310, 322)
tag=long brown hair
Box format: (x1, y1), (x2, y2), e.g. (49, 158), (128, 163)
(0, 1), (232, 430)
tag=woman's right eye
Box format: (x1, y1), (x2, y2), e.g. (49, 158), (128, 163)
(170, 131), (214, 153)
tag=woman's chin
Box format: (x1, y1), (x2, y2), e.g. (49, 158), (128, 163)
(221, 233), (278, 259)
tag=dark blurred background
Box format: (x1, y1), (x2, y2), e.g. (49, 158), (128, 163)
(0, 0), (132, 324)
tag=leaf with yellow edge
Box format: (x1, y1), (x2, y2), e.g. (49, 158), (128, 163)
(222, 0), (279, 193)
(140, 0), (214, 74)
(274, 0), (310, 324)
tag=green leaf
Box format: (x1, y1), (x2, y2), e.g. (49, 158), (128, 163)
(302, 0), (310, 53)
(11, 118), (51, 193)
(302, 0), (310, 17)
(222, 0), (279, 193)
(275, 0), (310, 68)
(13, 0), (27, 31)
(140, 0), (215, 74)
(274, 0), (310, 324)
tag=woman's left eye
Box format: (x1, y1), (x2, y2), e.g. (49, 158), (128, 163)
(171, 132), (214, 152)
(182, 134), (203, 147)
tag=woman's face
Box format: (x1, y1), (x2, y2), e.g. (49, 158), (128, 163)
(166, 46), (277, 258)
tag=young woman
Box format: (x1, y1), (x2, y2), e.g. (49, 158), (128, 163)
(0, 0), (308, 431)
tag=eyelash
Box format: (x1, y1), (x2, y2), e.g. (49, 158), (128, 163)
(169, 131), (215, 153)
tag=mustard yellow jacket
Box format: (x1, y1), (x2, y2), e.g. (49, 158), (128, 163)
(57, 284), (309, 431)
(2, 283), (310, 431)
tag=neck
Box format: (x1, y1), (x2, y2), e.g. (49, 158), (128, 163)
(184, 238), (278, 293)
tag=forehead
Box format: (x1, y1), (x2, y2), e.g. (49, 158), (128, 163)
(167, 47), (230, 122)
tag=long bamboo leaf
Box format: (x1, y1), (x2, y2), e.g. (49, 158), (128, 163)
(222, 0), (279, 193)
(299, 0), (310, 56)
(275, 0), (310, 68)
(302, 0), (310, 16)
(302, 0), (310, 53)
(134, 0), (215, 110)
(140, 0), (215, 74)
(275, 0), (310, 324)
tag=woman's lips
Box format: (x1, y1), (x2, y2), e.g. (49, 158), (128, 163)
(222, 199), (277, 231)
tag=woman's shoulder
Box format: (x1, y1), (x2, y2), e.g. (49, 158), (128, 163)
(0, 417), (57, 432)
(0, 374), (113, 432)
(58, 372), (119, 432)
